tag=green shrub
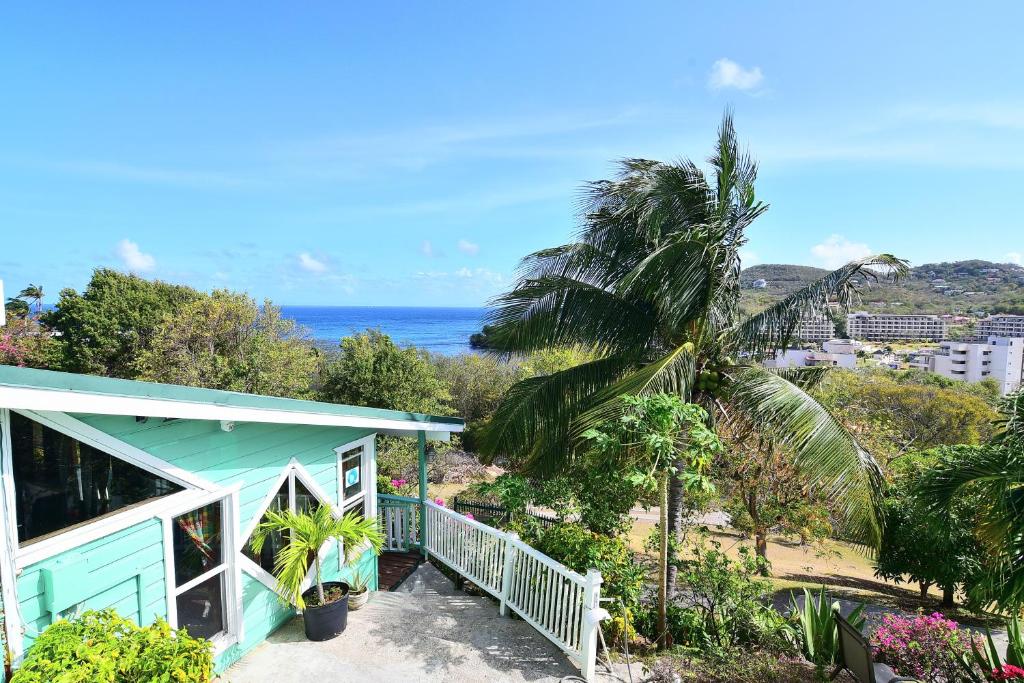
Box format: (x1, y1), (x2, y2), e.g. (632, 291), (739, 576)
(528, 523), (645, 619)
(12, 609), (213, 683)
(640, 539), (796, 654)
(789, 586), (865, 672)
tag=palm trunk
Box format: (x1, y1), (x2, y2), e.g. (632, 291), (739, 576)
(315, 555), (325, 605)
(656, 471), (669, 650)
(665, 458), (685, 598)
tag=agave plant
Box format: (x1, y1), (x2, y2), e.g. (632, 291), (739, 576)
(478, 113), (908, 604)
(251, 504), (383, 608)
(961, 615), (1024, 682)
(790, 586), (866, 671)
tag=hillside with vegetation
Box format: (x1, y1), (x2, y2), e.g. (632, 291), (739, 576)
(741, 259), (1024, 315)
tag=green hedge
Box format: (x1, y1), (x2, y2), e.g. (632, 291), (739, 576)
(12, 609), (213, 683)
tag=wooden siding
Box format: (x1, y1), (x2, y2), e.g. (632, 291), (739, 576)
(14, 413), (376, 671)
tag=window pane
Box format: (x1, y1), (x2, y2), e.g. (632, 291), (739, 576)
(8, 412), (183, 544)
(244, 483), (288, 573)
(294, 478), (319, 513)
(342, 449), (362, 500)
(175, 573), (225, 640)
(172, 502), (223, 587)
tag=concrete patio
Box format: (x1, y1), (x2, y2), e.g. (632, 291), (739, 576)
(221, 562), (583, 682)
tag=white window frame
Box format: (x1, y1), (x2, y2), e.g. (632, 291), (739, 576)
(238, 459), (341, 596)
(160, 484), (244, 655)
(4, 409), (218, 570)
(334, 436), (376, 571)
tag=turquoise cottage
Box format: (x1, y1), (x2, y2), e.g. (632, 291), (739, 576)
(0, 365), (463, 673)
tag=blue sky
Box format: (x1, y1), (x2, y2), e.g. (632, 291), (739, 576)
(2, 2), (1023, 306)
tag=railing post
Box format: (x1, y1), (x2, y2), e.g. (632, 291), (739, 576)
(417, 431), (428, 558)
(498, 532), (518, 617)
(579, 569), (605, 683)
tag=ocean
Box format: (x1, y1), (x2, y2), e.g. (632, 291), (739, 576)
(280, 306), (488, 355)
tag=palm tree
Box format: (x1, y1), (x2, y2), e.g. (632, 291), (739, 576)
(919, 391), (1024, 609)
(251, 505), (383, 608)
(479, 113), (907, 604)
(17, 284), (44, 315)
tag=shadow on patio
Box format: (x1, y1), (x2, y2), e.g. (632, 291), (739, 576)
(222, 562), (580, 682)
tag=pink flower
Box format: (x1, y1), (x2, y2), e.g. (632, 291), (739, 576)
(465, 513), (475, 521)
(434, 497), (445, 506)
(390, 478), (407, 488)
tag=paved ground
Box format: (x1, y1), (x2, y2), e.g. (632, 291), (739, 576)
(222, 563), (585, 682)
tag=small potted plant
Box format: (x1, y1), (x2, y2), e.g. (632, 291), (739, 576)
(251, 505), (383, 641)
(347, 568), (371, 611)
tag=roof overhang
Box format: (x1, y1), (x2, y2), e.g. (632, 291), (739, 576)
(0, 385), (463, 435)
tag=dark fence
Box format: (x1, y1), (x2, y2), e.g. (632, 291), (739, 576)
(452, 498), (560, 530)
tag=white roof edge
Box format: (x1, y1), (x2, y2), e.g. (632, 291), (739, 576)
(0, 386), (463, 433)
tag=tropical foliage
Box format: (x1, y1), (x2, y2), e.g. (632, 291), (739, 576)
(919, 391), (1024, 610)
(477, 114), (906, 607)
(251, 505), (383, 608)
(11, 609), (213, 683)
(872, 611), (974, 683)
(789, 586), (864, 673)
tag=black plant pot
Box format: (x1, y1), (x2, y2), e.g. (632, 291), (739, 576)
(301, 581), (350, 641)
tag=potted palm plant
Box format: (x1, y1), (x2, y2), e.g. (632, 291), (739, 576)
(251, 505), (383, 641)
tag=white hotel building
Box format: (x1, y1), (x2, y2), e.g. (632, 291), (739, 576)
(931, 336), (1024, 395)
(975, 315), (1024, 340)
(846, 312), (948, 342)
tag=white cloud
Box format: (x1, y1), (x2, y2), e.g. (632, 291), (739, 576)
(297, 252), (328, 273)
(457, 239), (480, 256)
(708, 58), (764, 91)
(1007, 252), (1023, 266)
(810, 234), (873, 269)
(116, 239), (156, 273)
(420, 240), (441, 258)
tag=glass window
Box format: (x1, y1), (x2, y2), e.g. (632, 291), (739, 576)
(172, 502), (223, 588)
(7, 411), (182, 545)
(243, 482), (288, 573)
(172, 501), (226, 640)
(341, 447), (362, 501)
(243, 470), (329, 575)
(175, 574), (225, 640)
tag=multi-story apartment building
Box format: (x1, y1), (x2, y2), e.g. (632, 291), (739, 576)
(930, 336), (1023, 395)
(975, 314), (1024, 340)
(796, 315), (836, 342)
(846, 312), (948, 342)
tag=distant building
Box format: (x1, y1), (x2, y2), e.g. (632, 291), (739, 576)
(752, 278), (768, 289)
(822, 338), (862, 355)
(764, 348), (857, 369)
(796, 315), (836, 342)
(846, 312), (948, 342)
(975, 314), (1024, 340)
(931, 336), (1023, 395)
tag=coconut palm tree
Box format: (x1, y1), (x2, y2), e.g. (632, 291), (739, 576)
(478, 113), (907, 600)
(919, 391), (1024, 609)
(17, 284), (44, 315)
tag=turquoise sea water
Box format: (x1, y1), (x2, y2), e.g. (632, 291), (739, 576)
(279, 306), (487, 355)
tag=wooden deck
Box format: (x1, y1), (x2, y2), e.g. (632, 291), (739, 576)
(377, 551), (423, 591)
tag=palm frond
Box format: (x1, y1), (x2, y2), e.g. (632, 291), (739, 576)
(994, 391), (1024, 447)
(484, 275), (657, 355)
(476, 355), (634, 472)
(570, 343), (698, 444)
(722, 365), (884, 545)
(729, 255), (910, 360)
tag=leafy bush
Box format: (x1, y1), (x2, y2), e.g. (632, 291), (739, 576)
(526, 523), (645, 621)
(964, 615), (1024, 682)
(638, 539), (795, 654)
(872, 612), (975, 683)
(12, 609), (213, 683)
(789, 586), (865, 672)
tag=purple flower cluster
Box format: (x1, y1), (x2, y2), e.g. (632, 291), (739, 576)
(0, 334), (26, 366)
(872, 612), (973, 682)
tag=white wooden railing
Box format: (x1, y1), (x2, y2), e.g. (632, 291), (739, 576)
(422, 500), (608, 682)
(378, 494), (420, 552)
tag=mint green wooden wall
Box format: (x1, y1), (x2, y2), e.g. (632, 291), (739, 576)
(16, 414), (378, 672)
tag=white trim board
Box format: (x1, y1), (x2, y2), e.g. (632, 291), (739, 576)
(16, 409), (219, 491)
(0, 385), (463, 434)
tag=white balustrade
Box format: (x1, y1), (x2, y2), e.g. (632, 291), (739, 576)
(421, 500), (607, 682)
